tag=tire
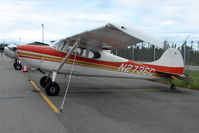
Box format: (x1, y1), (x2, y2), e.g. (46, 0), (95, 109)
(170, 84), (176, 91)
(13, 62), (22, 70)
(45, 82), (60, 96)
(40, 76), (52, 88)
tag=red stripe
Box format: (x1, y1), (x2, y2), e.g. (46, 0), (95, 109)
(18, 45), (66, 58)
(140, 63), (184, 75)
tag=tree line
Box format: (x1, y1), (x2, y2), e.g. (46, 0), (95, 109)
(0, 44), (8, 53)
(111, 41), (199, 66)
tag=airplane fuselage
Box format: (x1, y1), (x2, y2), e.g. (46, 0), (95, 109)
(17, 45), (183, 80)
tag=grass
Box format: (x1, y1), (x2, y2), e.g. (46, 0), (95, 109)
(157, 70), (199, 90)
(171, 70), (199, 90)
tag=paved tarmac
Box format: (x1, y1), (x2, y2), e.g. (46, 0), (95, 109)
(1, 55), (199, 133)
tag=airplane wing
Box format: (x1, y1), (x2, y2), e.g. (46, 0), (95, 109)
(66, 23), (162, 50)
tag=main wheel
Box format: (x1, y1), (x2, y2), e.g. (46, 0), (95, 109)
(40, 76), (52, 88)
(13, 62), (22, 70)
(45, 82), (60, 96)
(170, 84), (176, 91)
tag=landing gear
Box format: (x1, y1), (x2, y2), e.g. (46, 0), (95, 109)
(13, 62), (22, 70)
(45, 82), (60, 96)
(170, 84), (176, 91)
(40, 76), (60, 96)
(40, 76), (52, 88)
(170, 80), (176, 91)
(40, 38), (80, 97)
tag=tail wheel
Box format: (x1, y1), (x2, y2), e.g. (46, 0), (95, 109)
(13, 62), (22, 70)
(40, 76), (52, 88)
(45, 82), (60, 96)
(170, 84), (176, 91)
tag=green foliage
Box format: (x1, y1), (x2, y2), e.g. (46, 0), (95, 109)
(0, 43), (8, 48)
(172, 71), (199, 89)
(111, 42), (199, 65)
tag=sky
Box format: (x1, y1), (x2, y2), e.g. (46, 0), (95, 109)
(0, 0), (199, 49)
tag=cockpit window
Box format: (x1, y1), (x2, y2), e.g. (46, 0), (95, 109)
(52, 39), (100, 59)
(75, 48), (96, 58)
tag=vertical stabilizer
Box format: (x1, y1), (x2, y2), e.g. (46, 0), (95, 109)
(143, 48), (184, 75)
(148, 48), (184, 68)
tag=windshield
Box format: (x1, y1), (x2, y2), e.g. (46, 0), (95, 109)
(52, 39), (69, 51)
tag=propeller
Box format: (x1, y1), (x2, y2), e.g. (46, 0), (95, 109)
(3, 45), (18, 59)
(7, 45), (17, 52)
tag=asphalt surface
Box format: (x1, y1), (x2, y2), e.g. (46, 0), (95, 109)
(1, 54), (199, 133)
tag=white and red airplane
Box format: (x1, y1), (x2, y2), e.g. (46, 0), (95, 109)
(16, 23), (189, 96)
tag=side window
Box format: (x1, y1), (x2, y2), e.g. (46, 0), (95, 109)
(60, 43), (65, 51)
(61, 42), (71, 53)
(88, 51), (95, 58)
(65, 45), (71, 53)
(92, 51), (101, 59)
(53, 41), (101, 60)
(75, 48), (87, 57)
(75, 48), (96, 59)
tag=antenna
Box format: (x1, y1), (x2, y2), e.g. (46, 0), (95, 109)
(41, 24), (44, 43)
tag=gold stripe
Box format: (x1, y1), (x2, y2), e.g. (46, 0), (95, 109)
(30, 80), (60, 113)
(17, 51), (42, 58)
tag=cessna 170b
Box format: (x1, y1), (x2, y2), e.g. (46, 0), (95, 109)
(16, 23), (189, 96)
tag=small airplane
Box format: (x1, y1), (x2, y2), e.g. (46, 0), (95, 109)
(16, 23), (190, 96)
(3, 42), (49, 70)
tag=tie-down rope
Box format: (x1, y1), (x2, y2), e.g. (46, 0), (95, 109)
(60, 52), (77, 112)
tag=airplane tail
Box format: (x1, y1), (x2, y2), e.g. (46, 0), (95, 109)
(145, 48), (185, 76)
(144, 48), (192, 81)
(151, 48), (184, 68)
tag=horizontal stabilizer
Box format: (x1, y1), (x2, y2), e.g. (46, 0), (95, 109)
(156, 71), (193, 82)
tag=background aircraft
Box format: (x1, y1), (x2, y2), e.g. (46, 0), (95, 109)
(2, 42), (49, 70)
(3, 44), (22, 70)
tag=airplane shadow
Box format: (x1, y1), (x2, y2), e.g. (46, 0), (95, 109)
(158, 88), (192, 94)
(58, 87), (192, 95)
